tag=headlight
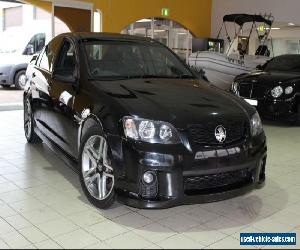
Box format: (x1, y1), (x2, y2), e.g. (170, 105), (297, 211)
(250, 112), (263, 136)
(271, 86), (283, 98)
(123, 117), (181, 144)
(285, 86), (293, 95)
(231, 81), (239, 95)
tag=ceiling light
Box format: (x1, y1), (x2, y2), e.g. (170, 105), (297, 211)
(288, 22), (295, 26)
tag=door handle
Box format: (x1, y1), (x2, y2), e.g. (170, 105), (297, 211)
(32, 72), (36, 78)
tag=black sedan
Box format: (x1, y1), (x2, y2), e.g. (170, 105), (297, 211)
(231, 54), (300, 124)
(24, 32), (267, 209)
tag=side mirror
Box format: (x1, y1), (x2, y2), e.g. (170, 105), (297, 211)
(26, 44), (34, 55)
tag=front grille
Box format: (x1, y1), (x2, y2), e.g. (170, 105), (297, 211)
(188, 121), (247, 146)
(239, 83), (267, 99)
(184, 168), (253, 195)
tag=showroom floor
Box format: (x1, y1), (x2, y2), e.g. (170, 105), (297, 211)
(0, 110), (299, 249)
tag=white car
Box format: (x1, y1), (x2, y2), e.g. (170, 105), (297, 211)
(0, 28), (50, 90)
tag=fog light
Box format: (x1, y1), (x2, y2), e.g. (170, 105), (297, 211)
(143, 171), (154, 184)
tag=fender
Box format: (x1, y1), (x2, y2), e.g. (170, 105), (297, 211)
(76, 110), (104, 152)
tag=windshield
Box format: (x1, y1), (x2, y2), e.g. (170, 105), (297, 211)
(83, 40), (195, 79)
(264, 55), (300, 73)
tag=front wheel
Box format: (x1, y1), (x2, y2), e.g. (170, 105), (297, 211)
(79, 127), (115, 209)
(24, 98), (41, 143)
(15, 70), (27, 90)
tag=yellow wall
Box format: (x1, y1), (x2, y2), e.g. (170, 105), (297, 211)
(23, 0), (212, 38)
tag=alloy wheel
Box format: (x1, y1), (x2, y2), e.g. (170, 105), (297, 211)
(82, 135), (114, 200)
(24, 99), (32, 139)
(18, 74), (27, 88)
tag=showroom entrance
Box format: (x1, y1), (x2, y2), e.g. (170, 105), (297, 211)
(122, 18), (193, 61)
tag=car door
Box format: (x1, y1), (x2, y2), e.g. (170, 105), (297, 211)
(44, 38), (80, 158)
(30, 45), (54, 139)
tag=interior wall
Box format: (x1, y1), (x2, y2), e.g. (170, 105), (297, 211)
(54, 6), (91, 32)
(23, 0), (212, 38)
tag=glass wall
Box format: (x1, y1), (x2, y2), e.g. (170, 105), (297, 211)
(122, 18), (192, 61)
(266, 39), (300, 57)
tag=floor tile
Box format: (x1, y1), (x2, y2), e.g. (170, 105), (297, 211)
(183, 224), (228, 246)
(53, 229), (98, 249)
(0, 218), (15, 235)
(0, 204), (17, 218)
(106, 231), (152, 249)
(112, 212), (152, 229)
(5, 214), (32, 230)
(86, 220), (128, 241)
(21, 207), (62, 225)
(34, 239), (62, 249)
(133, 222), (177, 243)
(36, 218), (78, 237)
(9, 197), (46, 213)
(1, 231), (32, 248)
(156, 234), (204, 249)
(19, 226), (49, 243)
(67, 210), (106, 227)
(158, 214), (200, 233)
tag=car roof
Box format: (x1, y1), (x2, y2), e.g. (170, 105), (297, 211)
(59, 32), (155, 43)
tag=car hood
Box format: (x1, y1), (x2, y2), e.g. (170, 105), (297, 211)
(91, 78), (254, 129)
(236, 71), (300, 87)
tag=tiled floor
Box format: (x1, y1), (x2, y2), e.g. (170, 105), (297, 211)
(0, 110), (299, 249)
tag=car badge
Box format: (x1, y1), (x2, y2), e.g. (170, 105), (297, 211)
(215, 125), (226, 143)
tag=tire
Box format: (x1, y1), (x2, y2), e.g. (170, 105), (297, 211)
(14, 70), (27, 90)
(24, 97), (41, 143)
(79, 126), (115, 209)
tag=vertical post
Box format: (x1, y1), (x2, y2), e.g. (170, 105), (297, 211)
(186, 30), (190, 63)
(130, 23), (134, 35)
(151, 17), (154, 39)
(51, 3), (55, 38)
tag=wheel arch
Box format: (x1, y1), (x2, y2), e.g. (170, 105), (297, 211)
(10, 64), (27, 84)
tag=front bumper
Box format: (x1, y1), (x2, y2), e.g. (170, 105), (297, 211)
(0, 65), (13, 85)
(112, 133), (267, 209)
(255, 97), (297, 121)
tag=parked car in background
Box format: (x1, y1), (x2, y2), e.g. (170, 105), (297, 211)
(24, 32), (267, 209)
(0, 28), (49, 90)
(231, 54), (300, 124)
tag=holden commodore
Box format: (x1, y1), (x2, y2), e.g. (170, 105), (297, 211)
(24, 33), (267, 209)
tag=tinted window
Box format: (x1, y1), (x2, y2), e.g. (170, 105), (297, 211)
(23, 33), (46, 55)
(264, 55), (300, 72)
(83, 41), (194, 79)
(54, 40), (76, 76)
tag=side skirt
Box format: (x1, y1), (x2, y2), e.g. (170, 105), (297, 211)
(34, 127), (79, 174)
